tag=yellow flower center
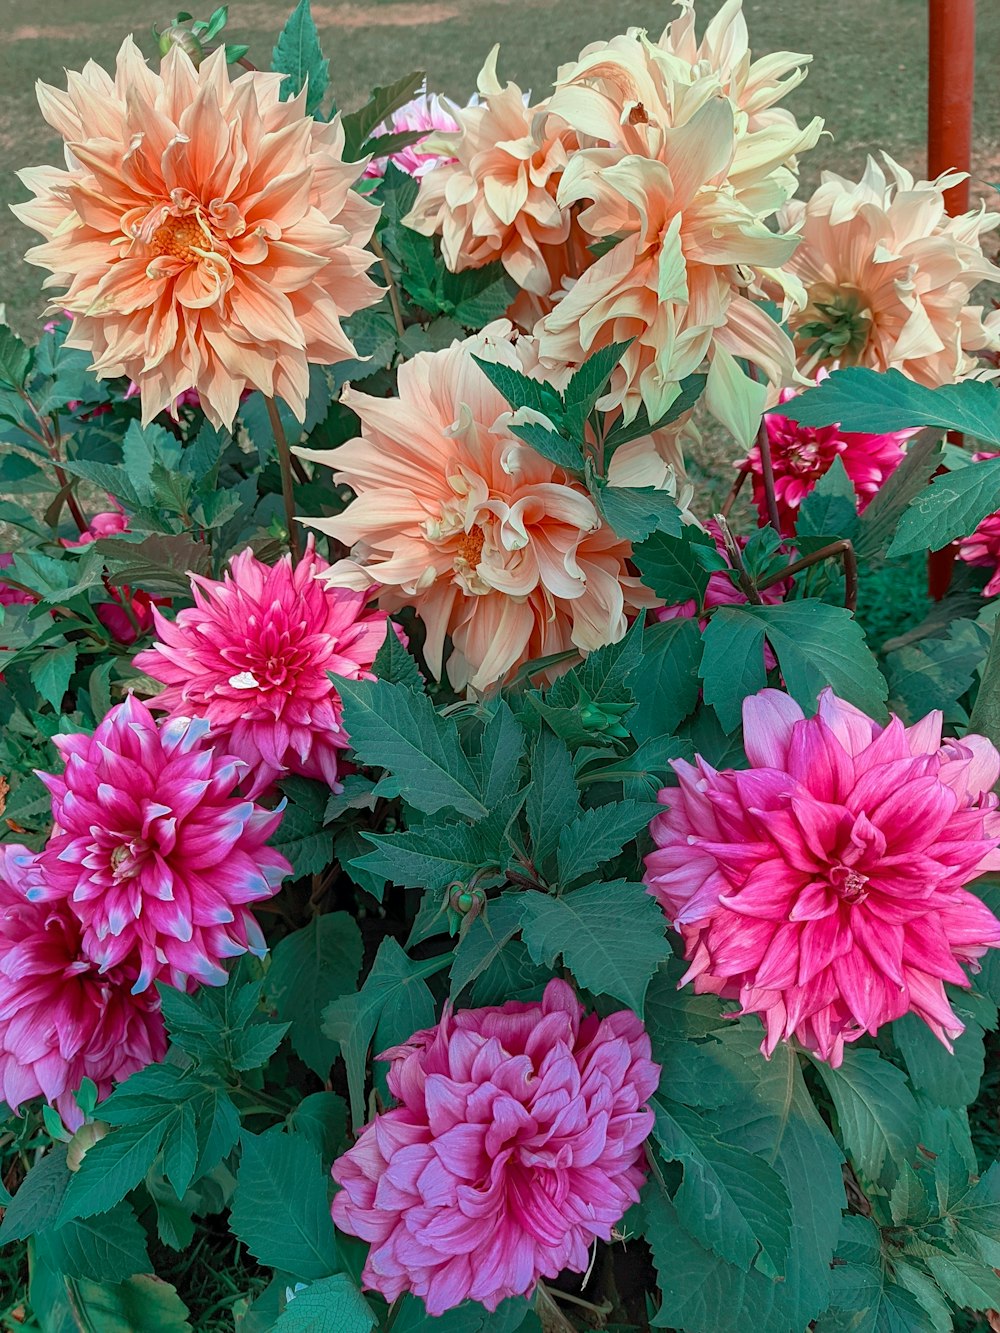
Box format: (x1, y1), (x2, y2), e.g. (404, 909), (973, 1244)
(149, 214), (212, 262)
(455, 525), (486, 569)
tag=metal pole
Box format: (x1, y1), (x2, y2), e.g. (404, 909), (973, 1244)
(927, 0), (976, 599)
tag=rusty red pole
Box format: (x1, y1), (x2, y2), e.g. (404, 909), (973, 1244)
(927, 0), (976, 599)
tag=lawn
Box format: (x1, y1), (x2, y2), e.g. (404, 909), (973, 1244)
(2, 0), (1000, 340)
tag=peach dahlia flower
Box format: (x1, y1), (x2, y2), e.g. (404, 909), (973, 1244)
(780, 155), (1000, 384)
(403, 48), (589, 326)
(15, 39), (380, 428)
(298, 324), (653, 692)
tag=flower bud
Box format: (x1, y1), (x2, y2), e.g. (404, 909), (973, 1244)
(67, 1120), (110, 1173)
(156, 23), (205, 65)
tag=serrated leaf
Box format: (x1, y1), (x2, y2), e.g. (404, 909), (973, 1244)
(230, 1129), (339, 1281)
(893, 1006), (986, 1106)
(525, 730), (581, 879)
(271, 1275), (377, 1332)
(854, 429), (943, 561)
(0, 324), (32, 389)
(271, 0), (329, 115)
(44, 1274), (192, 1332)
(508, 419), (582, 471)
(0, 1148), (71, 1243)
(796, 457), (860, 540)
(288, 1092), (348, 1165)
(40, 1200), (150, 1284)
(29, 643), (77, 709)
(628, 616), (703, 742)
(343, 70), (426, 159)
(267, 913), (363, 1076)
(925, 1253), (1000, 1310)
(634, 529), (718, 606)
(699, 607), (769, 732)
(602, 373), (706, 453)
(555, 799), (657, 885)
(323, 938), (441, 1129)
(562, 339), (633, 437)
(471, 355), (554, 418)
(889, 455), (1000, 557)
(813, 1215), (929, 1333)
(371, 623), (423, 691)
(449, 895), (526, 997)
(338, 677), (486, 818)
(228, 1020), (290, 1072)
(162, 1101), (198, 1201)
(652, 1099), (792, 1277)
(970, 614), (1000, 752)
(521, 880), (671, 1011)
(593, 483), (683, 542)
(356, 819), (495, 892)
(58, 1119), (168, 1223)
(471, 700), (526, 808)
(813, 1046), (921, 1185)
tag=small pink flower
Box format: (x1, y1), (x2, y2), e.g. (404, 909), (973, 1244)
(60, 507), (129, 549)
(644, 688), (1000, 1066)
(957, 452), (1000, 597)
(364, 91), (460, 180)
(134, 539), (392, 796)
(331, 979), (659, 1315)
(0, 553), (35, 608)
(0, 843), (166, 1130)
(745, 379), (913, 534)
(37, 695), (291, 992)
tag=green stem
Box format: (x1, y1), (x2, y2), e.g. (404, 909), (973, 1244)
(266, 397), (302, 563)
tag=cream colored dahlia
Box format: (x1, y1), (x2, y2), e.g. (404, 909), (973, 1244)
(298, 323), (654, 692)
(15, 39), (380, 427)
(781, 155), (1000, 383)
(403, 48), (589, 326)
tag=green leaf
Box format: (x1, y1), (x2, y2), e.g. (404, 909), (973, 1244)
(29, 643), (77, 709)
(628, 616), (703, 742)
(602, 374), (706, 453)
(562, 339), (633, 437)
(652, 1099), (792, 1277)
(796, 457), (860, 540)
(0, 1148), (71, 1243)
(555, 799), (657, 885)
(507, 419), (582, 471)
(46, 1274), (192, 1332)
(576, 616), (645, 705)
(470, 355), (554, 418)
(267, 912), (363, 1077)
(893, 1005), (987, 1106)
(356, 819), (496, 892)
(471, 700), (526, 808)
(885, 618), (988, 721)
(337, 677), (486, 818)
(230, 1129), (339, 1281)
(371, 624), (423, 691)
(323, 938), (441, 1129)
(970, 614), (1000, 751)
(0, 324), (32, 389)
(288, 1092), (347, 1165)
(271, 0), (330, 116)
(525, 730), (581, 880)
(593, 482), (683, 542)
(854, 429), (943, 561)
(271, 1275), (377, 1332)
(446, 265), (518, 330)
(450, 895), (527, 998)
(391, 1295), (538, 1333)
(888, 456), (1000, 557)
(812, 1046), (920, 1185)
(699, 607), (769, 732)
(40, 1201), (150, 1284)
(58, 1119), (168, 1223)
(813, 1214), (929, 1333)
(521, 881), (671, 1011)
(781, 367), (1000, 442)
(633, 529), (719, 606)
(925, 1253), (1000, 1310)
(343, 71), (426, 159)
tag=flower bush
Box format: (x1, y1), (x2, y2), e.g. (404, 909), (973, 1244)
(2, 4), (1000, 1332)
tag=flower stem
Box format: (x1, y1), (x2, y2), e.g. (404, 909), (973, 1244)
(745, 363), (782, 536)
(266, 397), (302, 563)
(369, 234), (406, 339)
(758, 537), (858, 612)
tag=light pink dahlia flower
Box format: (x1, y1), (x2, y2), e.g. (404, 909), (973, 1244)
(644, 688), (1000, 1066)
(956, 453), (1000, 598)
(745, 379), (914, 534)
(134, 540), (391, 796)
(37, 695), (291, 992)
(0, 844), (166, 1129)
(331, 979), (659, 1315)
(300, 323), (654, 692)
(14, 39), (380, 428)
(363, 90), (460, 180)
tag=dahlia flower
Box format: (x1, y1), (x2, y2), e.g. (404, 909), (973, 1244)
(957, 453), (1000, 597)
(745, 379), (913, 534)
(0, 554), (34, 608)
(15, 39), (380, 428)
(134, 539), (392, 795)
(363, 90), (460, 180)
(644, 688), (1000, 1066)
(779, 155), (1000, 383)
(299, 323), (653, 692)
(404, 49), (589, 324)
(331, 979), (659, 1314)
(37, 695), (291, 992)
(0, 843), (166, 1130)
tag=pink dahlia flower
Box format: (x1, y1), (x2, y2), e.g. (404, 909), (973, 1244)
(0, 843), (166, 1129)
(37, 695), (291, 992)
(14, 39), (380, 428)
(134, 540), (392, 795)
(957, 452), (1000, 597)
(331, 979), (659, 1315)
(644, 688), (1000, 1066)
(0, 553), (34, 608)
(363, 91), (460, 180)
(746, 379), (913, 534)
(59, 508), (129, 549)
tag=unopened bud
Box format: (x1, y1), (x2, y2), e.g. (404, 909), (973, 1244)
(156, 23), (205, 65)
(67, 1120), (110, 1172)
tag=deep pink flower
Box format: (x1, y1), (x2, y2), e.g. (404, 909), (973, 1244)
(957, 452), (1000, 597)
(745, 379), (913, 534)
(331, 979), (659, 1315)
(656, 521), (788, 624)
(60, 508), (129, 549)
(0, 843), (166, 1129)
(134, 539), (392, 796)
(0, 553), (34, 608)
(644, 688), (1000, 1066)
(37, 695), (291, 992)
(363, 91), (460, 180)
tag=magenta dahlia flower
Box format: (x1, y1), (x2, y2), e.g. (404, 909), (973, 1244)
(37, 695), (291, 992)
(0, 843), (166, 1129)
(957, 452), (1000, 597)
(134, 539), (391, 796)
(746, 380), (914, 535)
(331, 979), (659, 1315)
(644, 688), (1000, 1066)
